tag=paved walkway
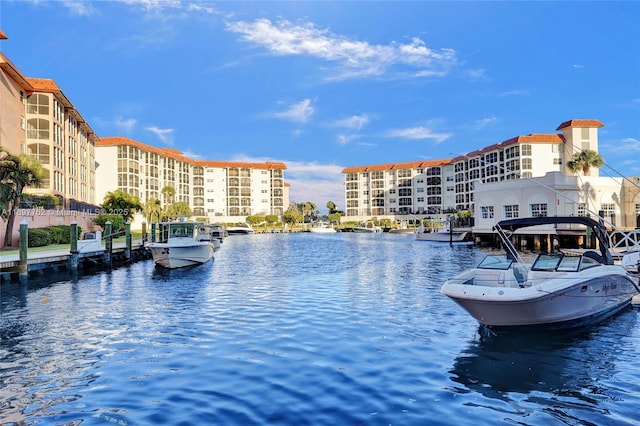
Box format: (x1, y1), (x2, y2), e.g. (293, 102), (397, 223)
(0, 242), (139, 263)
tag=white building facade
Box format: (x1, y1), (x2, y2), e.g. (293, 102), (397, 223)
(342, 119), (640, 230)
(96, 137), (287, 226)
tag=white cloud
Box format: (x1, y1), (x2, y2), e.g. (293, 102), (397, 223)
(268, 99), (315, 123)
(115, 117), (137, 133)
(386, 126), (451, 144)
(473, 116), (500, 130)
(332, 114), (370, 130)
(603, 138), (640, 154)
(62, 1), (98, 16)
(145, 126), (175, 145)
(226, 18), (458, 80)
(336, 134), (360, 145)
(231, 154), (345, 212)
(498, 89), (530, 97)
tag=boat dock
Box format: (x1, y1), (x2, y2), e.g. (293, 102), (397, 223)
(0, 243), (150, 283)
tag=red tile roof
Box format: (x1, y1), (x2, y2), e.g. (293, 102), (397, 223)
(342, 159), (452, 173)
(26, 77), (61, 92)
(556, 119), (604, 130)
(97, 137), (287, 170)
(0, 30), (7, 40)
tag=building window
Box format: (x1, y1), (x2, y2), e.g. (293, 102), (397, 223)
(578, 203), (587, 217)
(600, 203), (615, 217)
(522, 158), (532, 170)
(481, 206), (494, 219)
(521, 144), (532, 156)
(553, 158), (562, 165)
(504, 205), (519, 219)
(530, 203), (548, 217)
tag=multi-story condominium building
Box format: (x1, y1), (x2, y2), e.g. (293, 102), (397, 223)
(0, 52), (98, 209)
(1, 36), (100, 246)
(96, 137), (287, 224)
(343, 119), (640, 230)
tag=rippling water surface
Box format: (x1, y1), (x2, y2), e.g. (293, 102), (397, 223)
(1, 233), (639, 425)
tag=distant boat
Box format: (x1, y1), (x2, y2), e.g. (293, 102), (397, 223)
(226, 223), (255, 235)
(308, 222), (337, 233)
(207, 223), (228, 241)
(145, 221), (215, 269)
(353, 222), (382, 233)
(388, 221), (416, 234)
(415, 224), (470, 243)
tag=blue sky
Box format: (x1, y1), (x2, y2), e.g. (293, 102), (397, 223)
(1, 1), (639, 212)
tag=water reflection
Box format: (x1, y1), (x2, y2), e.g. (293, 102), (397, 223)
(450, 306), (639, 423)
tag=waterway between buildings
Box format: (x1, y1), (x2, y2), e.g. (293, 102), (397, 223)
(1, 232), (639, 425)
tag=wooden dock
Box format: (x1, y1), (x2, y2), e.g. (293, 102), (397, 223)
(0, 243), (150, 283)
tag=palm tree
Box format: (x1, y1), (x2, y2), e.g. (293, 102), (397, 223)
(161, 185), (176, 207)
(302, 201), (316, 222)
(143, 197), (162, 223)
(2, 153), (46, 247)
(567, 150), (605, 176)
(101, 189), (142, 222)
(0, 148), (15, 218)
(326, 201), (337, 215)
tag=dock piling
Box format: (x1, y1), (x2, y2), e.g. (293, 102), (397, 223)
(19, 219), (28, 284)
(105, 221), (113, 272)
(70, 221), (79, 274)
(125, 221), (131, 260)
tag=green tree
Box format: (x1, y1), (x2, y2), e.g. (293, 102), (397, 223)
(101, 189), (142, 222)
(326, 201), (337, 215)
(284, 204), (303, 225)
(301, 201), (317, 223)
(328, 212), (342, 224)
(161, 185), (176, 207)
(92, 214), (125, 233)
(247, 215), (265, 226)
(143, 197), (162, 223)
(1, 152), (46, 247)
(1, 147), (15, 217)
(265, 214), (279, 225)
(165, 201), (192, 220)
(567, 150), (605, 176)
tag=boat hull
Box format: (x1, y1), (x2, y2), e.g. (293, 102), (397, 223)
(147, 241), (215, 269)
(309, 228), (337, 233)
(442, 268), (638, 328)
(416, 231), (469, 242)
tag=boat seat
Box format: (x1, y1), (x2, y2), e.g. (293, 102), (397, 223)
(512, 264), (529, 284)
(583, 250), (604, 264)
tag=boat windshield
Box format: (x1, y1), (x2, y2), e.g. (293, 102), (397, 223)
(532, 253), (563, 271)
(477, 255), (513, 270)
(169, 224), (195, 238)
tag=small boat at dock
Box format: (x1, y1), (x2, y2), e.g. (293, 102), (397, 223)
(226, 223), (255, 235)
(145, 220), (215, 269)
(415, 224), (470, 243)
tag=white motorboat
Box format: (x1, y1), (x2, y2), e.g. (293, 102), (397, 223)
(308, 222), (337, 233)
(388, 221), (416, 234)
(353, 222), (382, 233)
(415, 225), (470, 243)
(145, 221), (215, 269)
(441, 216), (640, 331)
(226, 223), (255, 235)
(207, 223), (228, 241)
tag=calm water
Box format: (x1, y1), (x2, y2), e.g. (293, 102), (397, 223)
(1, 233), (639, 425)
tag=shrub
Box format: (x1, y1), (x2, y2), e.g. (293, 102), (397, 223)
(28, 228), (52, 247)
(46, 225), (82, 244)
